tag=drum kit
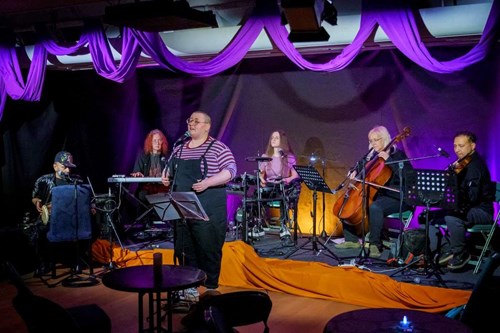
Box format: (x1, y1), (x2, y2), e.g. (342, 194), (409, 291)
(227, 156), (301, 243)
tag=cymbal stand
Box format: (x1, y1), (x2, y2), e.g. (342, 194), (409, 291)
(241, 172), (250, 243)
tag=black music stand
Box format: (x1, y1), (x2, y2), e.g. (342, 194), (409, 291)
(392, 169), (458, 285)
(146, 192), (208, 265)
(284, 166), (339, 261)
(146, 192), (209, 222)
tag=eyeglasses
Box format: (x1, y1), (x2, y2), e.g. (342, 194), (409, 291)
(186, 118), (208, 125)
(369, 137), (383, 144)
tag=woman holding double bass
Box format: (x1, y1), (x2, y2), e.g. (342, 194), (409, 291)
(333, 125), (413, 258)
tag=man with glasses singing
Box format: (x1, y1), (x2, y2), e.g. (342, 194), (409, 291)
(161, 111), (237, 295)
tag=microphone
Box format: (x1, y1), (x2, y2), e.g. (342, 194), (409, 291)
(435, 145), (450, 158)
(58, 171), (83, 183)
(173, 131), (191, 146)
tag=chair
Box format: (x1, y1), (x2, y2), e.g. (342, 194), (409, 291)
(43, 184), (98, 287)
(2, 261), (111, 333)
(455, 251), (500, 332)
(183, 290), (272, 333)
(436, 181), (499, 274)
(204, 306), (234, 333)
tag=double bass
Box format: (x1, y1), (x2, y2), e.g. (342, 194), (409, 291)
(332, 127), (411, 233)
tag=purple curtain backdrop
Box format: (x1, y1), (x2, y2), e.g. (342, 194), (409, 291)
(0, 0), (499, 119)
(1, 45), (498, 228)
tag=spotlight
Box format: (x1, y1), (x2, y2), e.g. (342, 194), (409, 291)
(281, 0), (336, 43)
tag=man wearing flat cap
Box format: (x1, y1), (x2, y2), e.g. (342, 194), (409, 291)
(31, 150), (79, 276)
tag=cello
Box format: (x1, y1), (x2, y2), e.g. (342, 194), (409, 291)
(332, 127), (411, 234)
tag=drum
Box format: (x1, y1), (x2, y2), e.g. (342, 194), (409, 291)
(259, 183), (283, 200)
(226, 183), (244, 194)
(233, 173), (257, 186)
(234, 203), (266, 228)
(41, 204), (51, 225)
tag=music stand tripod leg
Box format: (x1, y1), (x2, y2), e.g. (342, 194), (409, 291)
(420, 201), (446, 286)
(285, 189), (340, 262)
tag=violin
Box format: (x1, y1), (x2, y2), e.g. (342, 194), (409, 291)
(447, 152), (473, 174)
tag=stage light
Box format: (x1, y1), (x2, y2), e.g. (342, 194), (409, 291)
(280, 0), (337, 43)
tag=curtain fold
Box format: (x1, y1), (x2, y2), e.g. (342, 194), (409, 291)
(0, 0), (498, 119)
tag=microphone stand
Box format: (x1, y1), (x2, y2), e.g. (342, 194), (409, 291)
(166, 141), (185, 266)
(356, 158), (370, 263)
(320, 159), (327, 239)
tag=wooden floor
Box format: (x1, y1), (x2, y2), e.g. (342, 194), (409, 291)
(1, 268), (365, 333)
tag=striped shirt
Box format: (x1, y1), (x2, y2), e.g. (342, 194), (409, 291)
(172, 136), (237, 180)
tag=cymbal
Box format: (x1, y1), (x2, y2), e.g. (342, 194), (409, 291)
(245, 156), (272, 162)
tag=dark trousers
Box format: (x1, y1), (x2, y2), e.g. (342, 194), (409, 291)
(174, 189), (227, 289)
(424, 207), (492, 255)
(343, 195), (409, 246)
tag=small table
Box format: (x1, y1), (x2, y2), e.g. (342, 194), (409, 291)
(102, 265), (206, 333)
(323, 308), (472, 333)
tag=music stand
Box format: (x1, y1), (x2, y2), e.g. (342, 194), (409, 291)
(284, 166), (339, 261)
(394, 168), (458, 284)
(146, 192), (209, 222)
(146, 191), (208, 266)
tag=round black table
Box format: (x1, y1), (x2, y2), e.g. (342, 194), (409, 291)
(323, 308), (472, 333)
(102, 265), (206, 333)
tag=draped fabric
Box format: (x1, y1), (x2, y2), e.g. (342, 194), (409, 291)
(0, 0), (498, 119)
(100, 240), (471, 313)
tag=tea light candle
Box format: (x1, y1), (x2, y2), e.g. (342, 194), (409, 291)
(398, 315), (413, 332)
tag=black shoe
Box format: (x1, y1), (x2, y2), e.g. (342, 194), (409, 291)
(437, 251), (454, 266)
(447, 252), (471, 270)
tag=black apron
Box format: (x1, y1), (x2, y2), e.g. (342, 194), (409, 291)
(170, 140), (227, 288)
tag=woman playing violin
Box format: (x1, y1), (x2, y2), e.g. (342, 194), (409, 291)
(425, 131), (495, 271)
(335, 125), (413, 258)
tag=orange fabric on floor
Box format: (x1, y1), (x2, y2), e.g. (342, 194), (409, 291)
(102, 240), (470, 313)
